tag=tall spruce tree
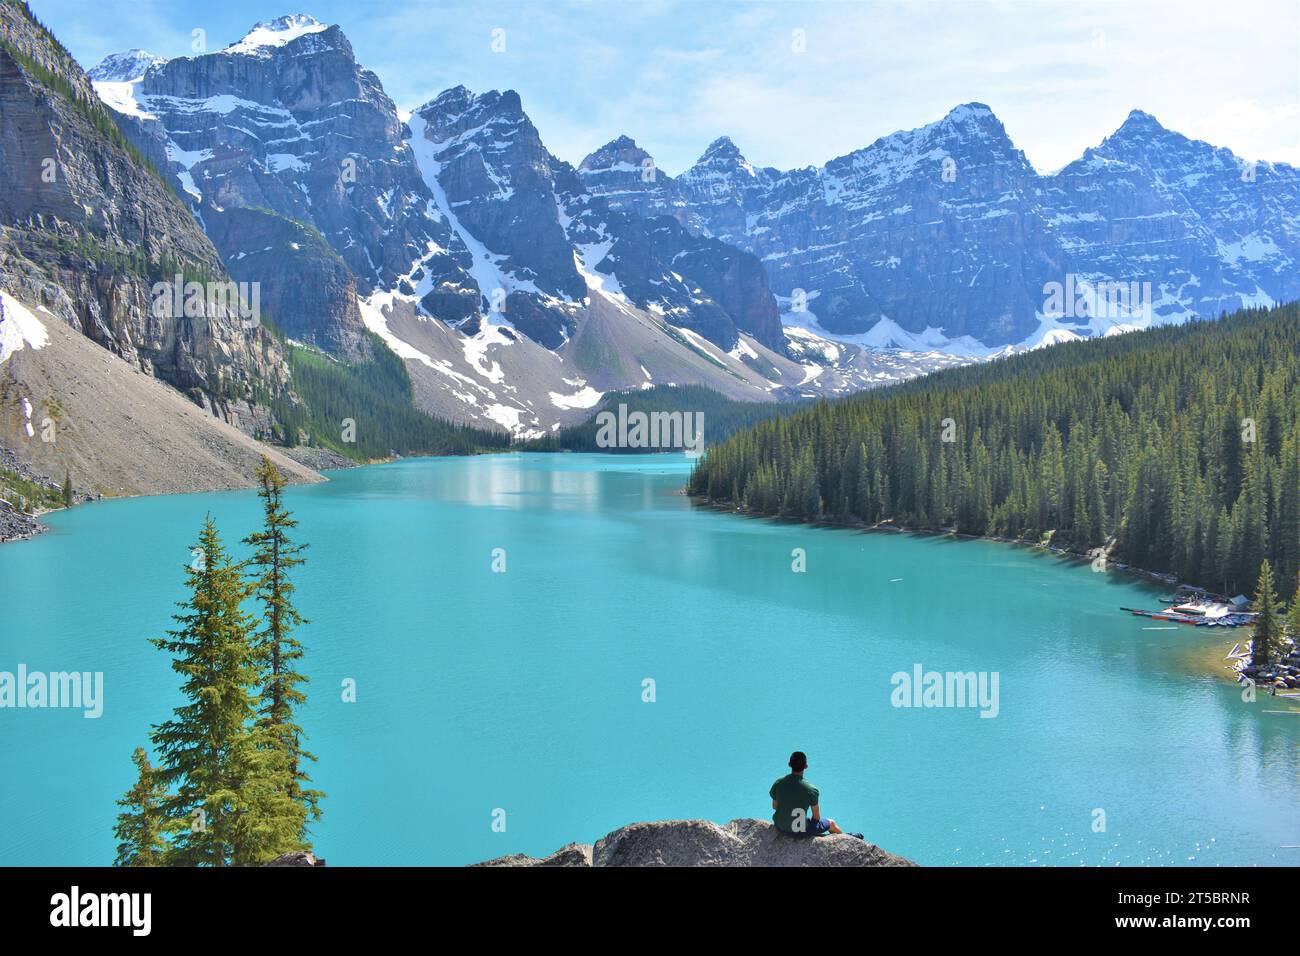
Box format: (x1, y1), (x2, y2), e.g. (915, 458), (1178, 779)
(113, 747), (169, 866)
(1287, 573), (1300, 649)
(1250, 559), (1281, 670)
(243, 457), (322, 838)
(150, 516), (302, 865)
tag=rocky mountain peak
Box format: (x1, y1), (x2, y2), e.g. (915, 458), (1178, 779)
(87, 48), (164, 82)
(877, 101), (1018, 162)
(702, 134), (742, 159)
(222, 13), (329, 56)
(940, 101), (996, 125)
(416, 85), (533, 147)
(576, 135), (710, 234)
(681, 135), (765, 192)
(418, 84), (473, 116)
(1088, 108), (1198, 168)
(1114, 108), (1168, 135)
(579, 134), (653, 172)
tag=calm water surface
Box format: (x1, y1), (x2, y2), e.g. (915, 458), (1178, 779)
(1, 453), (1296, 866)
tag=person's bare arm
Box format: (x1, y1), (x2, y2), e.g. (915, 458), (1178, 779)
(772, 798), (778, 810)
(811, 803), (822, 821)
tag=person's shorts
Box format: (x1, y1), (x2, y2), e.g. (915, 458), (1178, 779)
(781, 818), (831, 837)
(807, 817), (832, 837)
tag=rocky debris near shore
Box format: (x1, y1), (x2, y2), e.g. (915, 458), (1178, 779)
(473, 818), (916, 867)
(1239, 652), (1300, 692)
(278, 445), (358, 472)
(0, 441), (98, 543)
(264, 851), (327, 867)
(0, 496), (44, 542)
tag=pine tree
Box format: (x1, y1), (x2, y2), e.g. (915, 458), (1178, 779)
(113, 747), (169, 866)
(1287, 573), (1300, 648)
(61, 470), (72, 507)
(243, 456), (321, 838)
(150, 516), (301, 865)
(1250, 559), (1281, 670)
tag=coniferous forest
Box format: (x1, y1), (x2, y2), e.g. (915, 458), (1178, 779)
(689, 304), (1300, 602)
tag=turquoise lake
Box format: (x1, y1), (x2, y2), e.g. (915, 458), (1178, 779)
(1, 453), (1296, 866)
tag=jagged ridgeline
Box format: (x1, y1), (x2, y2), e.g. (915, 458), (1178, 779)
(690, 303), (1300, 601)
(520, 384), (803, 453)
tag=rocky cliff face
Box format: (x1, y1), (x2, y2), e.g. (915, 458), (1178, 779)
(474, 818), (916, 867)
(0, 0), (290, 412)
(203, 206), (365, 356)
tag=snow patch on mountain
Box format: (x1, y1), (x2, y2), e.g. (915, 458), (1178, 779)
(572, 241), (629, 308)
(783, 306), (999, 357)
(222, 14), (328, 56)
(87, 49), (164, 82)
(549, 384), (603, 409)
(357, 293), (439, 370)
(0, 292), (49, 366)
(92, 79), (155, 119)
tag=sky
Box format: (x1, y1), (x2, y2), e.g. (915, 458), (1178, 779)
(29, 0), (1300, 175)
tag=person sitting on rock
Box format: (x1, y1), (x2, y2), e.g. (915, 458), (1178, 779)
(770, 751), (863, 838)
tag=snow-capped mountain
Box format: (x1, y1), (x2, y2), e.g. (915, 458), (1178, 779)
(88, 13), (1298, 435)
(1032, 110), (1297, 342)
(639, 104), (1299, 352)
(85, 48), (164, 82)
(220, 13), (329, 54)
(89, 18), (935, 435)
(89, 13), (454, 359)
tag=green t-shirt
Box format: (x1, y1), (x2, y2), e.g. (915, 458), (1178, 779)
(770, 772), (819, 833)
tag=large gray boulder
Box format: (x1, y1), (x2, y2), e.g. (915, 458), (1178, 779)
(474, 818), (915, 867)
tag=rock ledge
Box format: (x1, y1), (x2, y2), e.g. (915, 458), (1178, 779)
(474, 818), (916, 867)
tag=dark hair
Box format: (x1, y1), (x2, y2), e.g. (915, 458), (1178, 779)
(789, 751), (808, 772)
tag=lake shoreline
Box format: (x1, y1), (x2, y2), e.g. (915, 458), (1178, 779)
(687, 493), (1266, 686)
(687, 493), (1183, 585)
(0, 442), (386, 546)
